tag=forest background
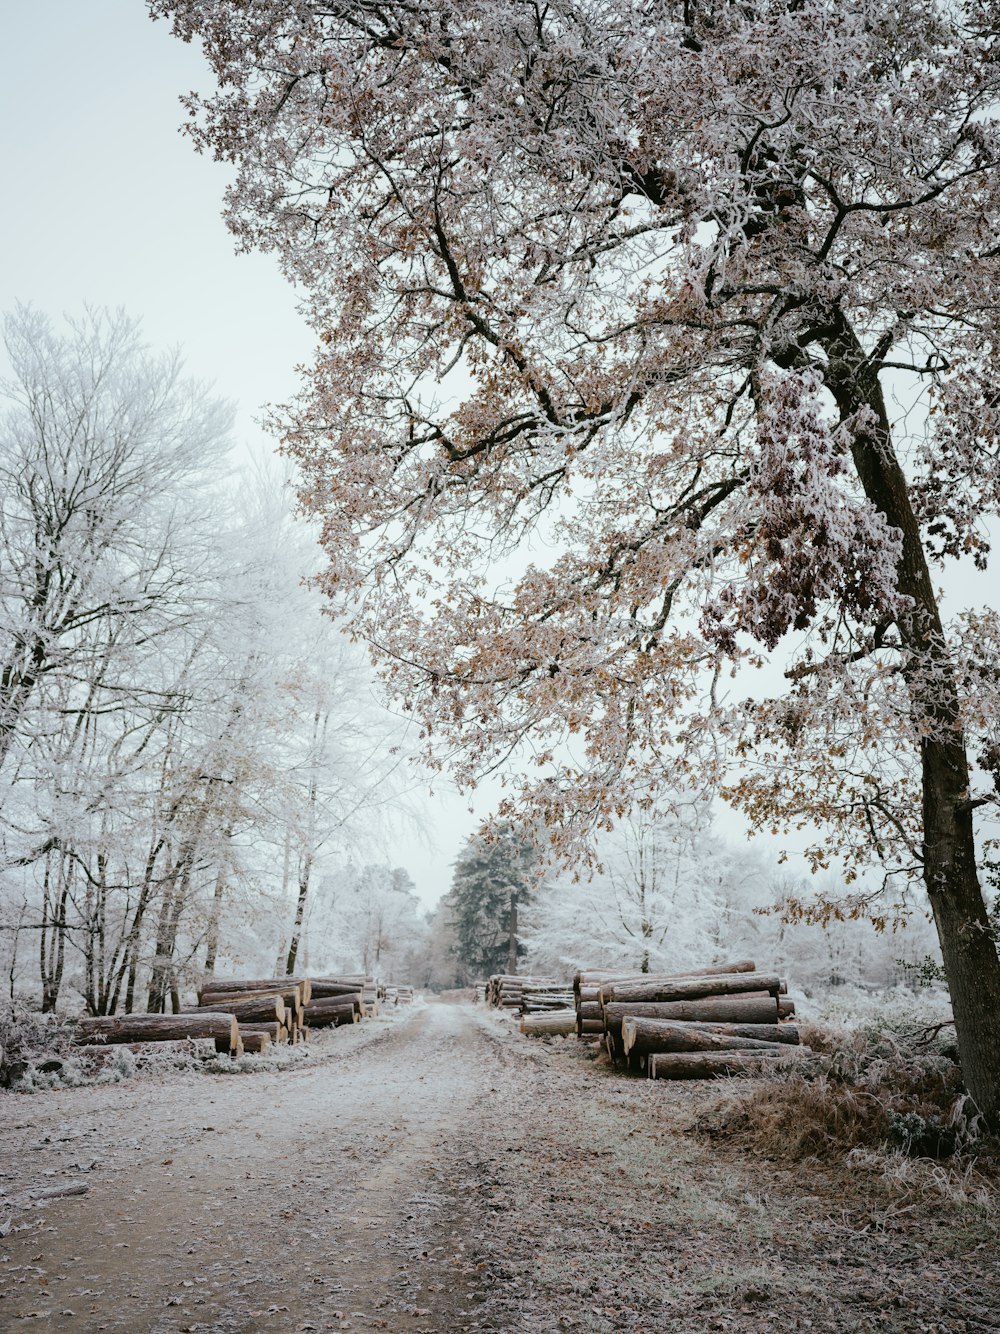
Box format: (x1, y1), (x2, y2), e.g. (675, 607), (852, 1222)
(0, 1), (969, 1021)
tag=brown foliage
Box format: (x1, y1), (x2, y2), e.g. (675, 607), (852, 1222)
(699, 1022), (986, 1163)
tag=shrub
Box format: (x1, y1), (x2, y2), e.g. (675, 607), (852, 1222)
(701, 1019), (981, 1163)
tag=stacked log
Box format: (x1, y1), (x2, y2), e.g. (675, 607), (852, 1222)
(75, 1013), (242, 1058)
(362, 976), (381, 1017)
(520, 983), (575, 1014)
(193, 977), (313, 1047)
(571, 961), (800, 1077)
(485, 975), (525, 1009)
(395, 986), (415, 1005)
(188, 990), (305, 1045)
(309, 974), (381, 1017)
(485, 975), (564, 1010)
(71, 967), (400, 1064)
(573, 960), (760, 1040)
(520, 1009), (577, 1037)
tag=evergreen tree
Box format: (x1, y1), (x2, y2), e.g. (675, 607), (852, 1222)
(448, 828), (538, 979)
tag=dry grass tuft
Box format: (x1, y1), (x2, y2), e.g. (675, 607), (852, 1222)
(699, 1019), (991, 1167)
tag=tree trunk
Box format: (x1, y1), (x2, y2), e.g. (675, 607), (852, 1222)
(621, 1018), (796, 1057)
(824, 315), (1000, 1123)
(285, 851), (312, 977)
(600, 974), (781, 1004)
(602, 995), (779, 1026)
(647, 1050), (786, 1080)
(76, 1013), (238, 1046)
(507, 892), (518, 975)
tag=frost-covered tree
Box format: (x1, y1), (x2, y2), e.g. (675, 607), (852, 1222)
(316, 862), (426, 980)
(153, 0), (1000, 1117)
(448, 827), (539, 978)
(0, 328), (424, 1011)
(0, 306), (231, 777)
(522, 812), (768, 977)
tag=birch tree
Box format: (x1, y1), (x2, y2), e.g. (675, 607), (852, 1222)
(0, 305), (231, 778)
(153, 0), (1000, 1117)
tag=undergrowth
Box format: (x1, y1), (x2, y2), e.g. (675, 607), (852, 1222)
(700, 1018), (993, 1172)
(203, 1044), (312, 1074)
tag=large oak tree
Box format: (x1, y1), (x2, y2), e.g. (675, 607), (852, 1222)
(153, 0), (1000, 1116)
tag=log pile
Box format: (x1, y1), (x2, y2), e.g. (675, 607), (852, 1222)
(484, 974), (569, 1011)
(571, 960), (802, 1078)
(191, 978), (311, 1044)
(307, 974), (371, 1024)
(72, 968), (400, 1064)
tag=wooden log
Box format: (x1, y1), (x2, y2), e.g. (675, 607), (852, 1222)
(601, 973), (782, 1005)
(239, 1032), (271, 1054)
(627, 1020), (799, 1046)
(578, 1001), (602, 1022)
(648, 1050), (786, 1079)
(74, 1039), (217, 1060)
(622, 1018), (788, 1057)
(309, 980), (367, 999)
(200, 985), (302, 1010)
(305, 995), (362, 1017)
(304, 1000), (360, 1028)
(778, 997), (796, 1018)
(574, 960), (756, 996)
(578, 1018), (604, 1035)
(200, 977), (312, 1004)
(215, 1032), (244, 1058)
(602, 995), (780, 1027)
(520, 1010), (577, 1037)
(186, 996), (285, 1023)
(77, 1013), (239, 1047)
(238, 1022), (284, 1043)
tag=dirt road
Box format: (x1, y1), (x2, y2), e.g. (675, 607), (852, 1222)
(2, 1003), (998, 1333)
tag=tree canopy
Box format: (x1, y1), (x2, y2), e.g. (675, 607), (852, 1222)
(151, 0), (1000, 1117)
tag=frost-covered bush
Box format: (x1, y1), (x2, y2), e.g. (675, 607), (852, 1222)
(0, 1003), (75, 1089)
(701, 1017), (976, 1164)
(203, 1044), (312, 1075)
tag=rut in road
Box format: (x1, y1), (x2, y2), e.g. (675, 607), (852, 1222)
(1, 1004), (505, 1334)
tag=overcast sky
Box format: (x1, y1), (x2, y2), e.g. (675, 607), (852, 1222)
(0, 0), (495, 909)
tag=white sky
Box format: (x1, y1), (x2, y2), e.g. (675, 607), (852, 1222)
(0, 0), (492, 910)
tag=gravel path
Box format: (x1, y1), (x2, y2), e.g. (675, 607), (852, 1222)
(2, 1002), (998, 1333)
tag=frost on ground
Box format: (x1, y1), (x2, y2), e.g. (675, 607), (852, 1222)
(1, 1002), (998, 1333)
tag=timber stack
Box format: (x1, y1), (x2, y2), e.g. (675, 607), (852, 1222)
(73, 968), (399, 1063)
(571, 960), (802, 1078)
(484, 974), (568, 1011)
(191, 977), (312, 1045)
(306, 975), (367, 1027)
